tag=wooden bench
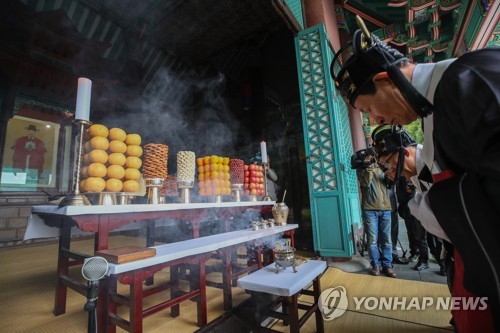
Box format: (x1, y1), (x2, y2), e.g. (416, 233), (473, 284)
(237, 259), (326, 333)
(100, 225), (298, 333)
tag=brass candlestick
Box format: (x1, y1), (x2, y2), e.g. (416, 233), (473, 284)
(59, 119), (92, 207)
(262, 163), (272, 201)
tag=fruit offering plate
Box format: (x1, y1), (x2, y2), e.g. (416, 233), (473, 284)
(85, 192), (140, 205)
(84, 191), (140, 196)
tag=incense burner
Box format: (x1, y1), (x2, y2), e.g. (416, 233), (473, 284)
(274, 246), (299, 273)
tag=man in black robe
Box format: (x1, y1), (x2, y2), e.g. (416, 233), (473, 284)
(330, 28), (499, 332)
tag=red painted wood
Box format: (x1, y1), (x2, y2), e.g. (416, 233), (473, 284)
(130, 270), (143, 333)
(96, 214), (110, 252)
(53, 221), (71, 316)
(106, 254), (212, 332)
(46, 204), (276, 318)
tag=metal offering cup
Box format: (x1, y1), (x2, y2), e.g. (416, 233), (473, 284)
(145, 178), (164, 205)
(177, 180), (194, 203)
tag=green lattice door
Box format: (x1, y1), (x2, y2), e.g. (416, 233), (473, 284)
(295, 24), (360, 257)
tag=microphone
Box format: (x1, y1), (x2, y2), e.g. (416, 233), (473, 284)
(82, 256), (108, 333)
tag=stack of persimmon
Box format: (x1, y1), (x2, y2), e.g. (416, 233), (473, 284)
(79, 124), (142, 193)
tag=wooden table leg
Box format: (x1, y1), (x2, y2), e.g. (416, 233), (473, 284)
(53, 218), (71, 315)
(170, 265), (180, 318)
(288, 294), (300, 333)
(221, 248), (233, 311)
(313, 276), (324, 333)
(95, 214), (110, 252)
(104, 276), (117, 333)
(192, 211), (200, 238)
(282, 298), (289, 326)
(197, 255), (209, 326)
(130, 270), (144, 333)
(145, 221), (155, 286)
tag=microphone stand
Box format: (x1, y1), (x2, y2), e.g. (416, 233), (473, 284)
(84, 280), (99, 333)
(82, 256), (108, 333)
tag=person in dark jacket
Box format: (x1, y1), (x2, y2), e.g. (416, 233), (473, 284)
(331, 24), (500, 332)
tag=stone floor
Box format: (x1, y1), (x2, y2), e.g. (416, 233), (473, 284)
(330, 218), (448, 285)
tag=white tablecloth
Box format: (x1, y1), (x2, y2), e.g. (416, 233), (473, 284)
(31, 201), (275, 216)
(24, 201), (275, 241)
(106, 224), (298, 275)
(237, 259), (327, 296)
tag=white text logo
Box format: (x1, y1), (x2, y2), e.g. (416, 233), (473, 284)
(318, 286), (488, 321)
(319, 286), (348, 321)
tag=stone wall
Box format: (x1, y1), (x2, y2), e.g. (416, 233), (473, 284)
(0, 194), (49, 247)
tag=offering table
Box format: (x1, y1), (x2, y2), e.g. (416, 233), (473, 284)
(28, 201), (277, 316)
(237, 259), (326, 333)
(103, 224), (298, 333)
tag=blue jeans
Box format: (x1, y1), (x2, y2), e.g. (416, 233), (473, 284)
(363, 210), (393, 269)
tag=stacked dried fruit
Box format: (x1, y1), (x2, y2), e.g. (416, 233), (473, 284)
(196, 155), (231, 196)
(177, 151), (196, 182)
(229, 159), (244, 184)
(79, 124), (142, 193)
(243, 164), (265, 196)
(142, 143), (168, 180)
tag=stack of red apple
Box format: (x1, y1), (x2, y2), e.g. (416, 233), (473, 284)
(244, 164), (265, 196)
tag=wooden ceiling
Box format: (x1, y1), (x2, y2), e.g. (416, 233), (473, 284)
(338, 0), (499, 63)
(6, 0), (498, 82)
(2, 0), (498, 112)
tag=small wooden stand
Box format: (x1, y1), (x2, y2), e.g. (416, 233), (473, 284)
(96, 246), (156, 264)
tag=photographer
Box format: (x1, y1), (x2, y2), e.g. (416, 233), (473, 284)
(353, 148), (396, 278)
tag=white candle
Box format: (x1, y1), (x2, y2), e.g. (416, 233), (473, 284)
(260, 141), (268, 163)
(75, 78), (92, 121)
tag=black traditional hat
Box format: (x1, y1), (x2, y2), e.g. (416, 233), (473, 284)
(26, 124), (39, 131)
(330, 30), (407, 106)
(371, 125), (416, 157)
(330, 17), (434, 118)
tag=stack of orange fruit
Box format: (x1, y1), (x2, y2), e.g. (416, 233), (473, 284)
(79, 124), (142, 193)
(122, 132), (143, 192)
(80, 124), (109, 193)
(196, 155), (231, 196)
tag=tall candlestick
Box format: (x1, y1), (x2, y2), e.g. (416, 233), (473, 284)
(260, 141), (268, 163)
(75, 78), (92, 121)
(59, 119), (92, 207)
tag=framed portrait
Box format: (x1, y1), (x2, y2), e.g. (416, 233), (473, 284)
(1, 115), (61, 190)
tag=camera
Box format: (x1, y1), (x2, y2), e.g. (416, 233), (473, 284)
(351, 148), (375, 170)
